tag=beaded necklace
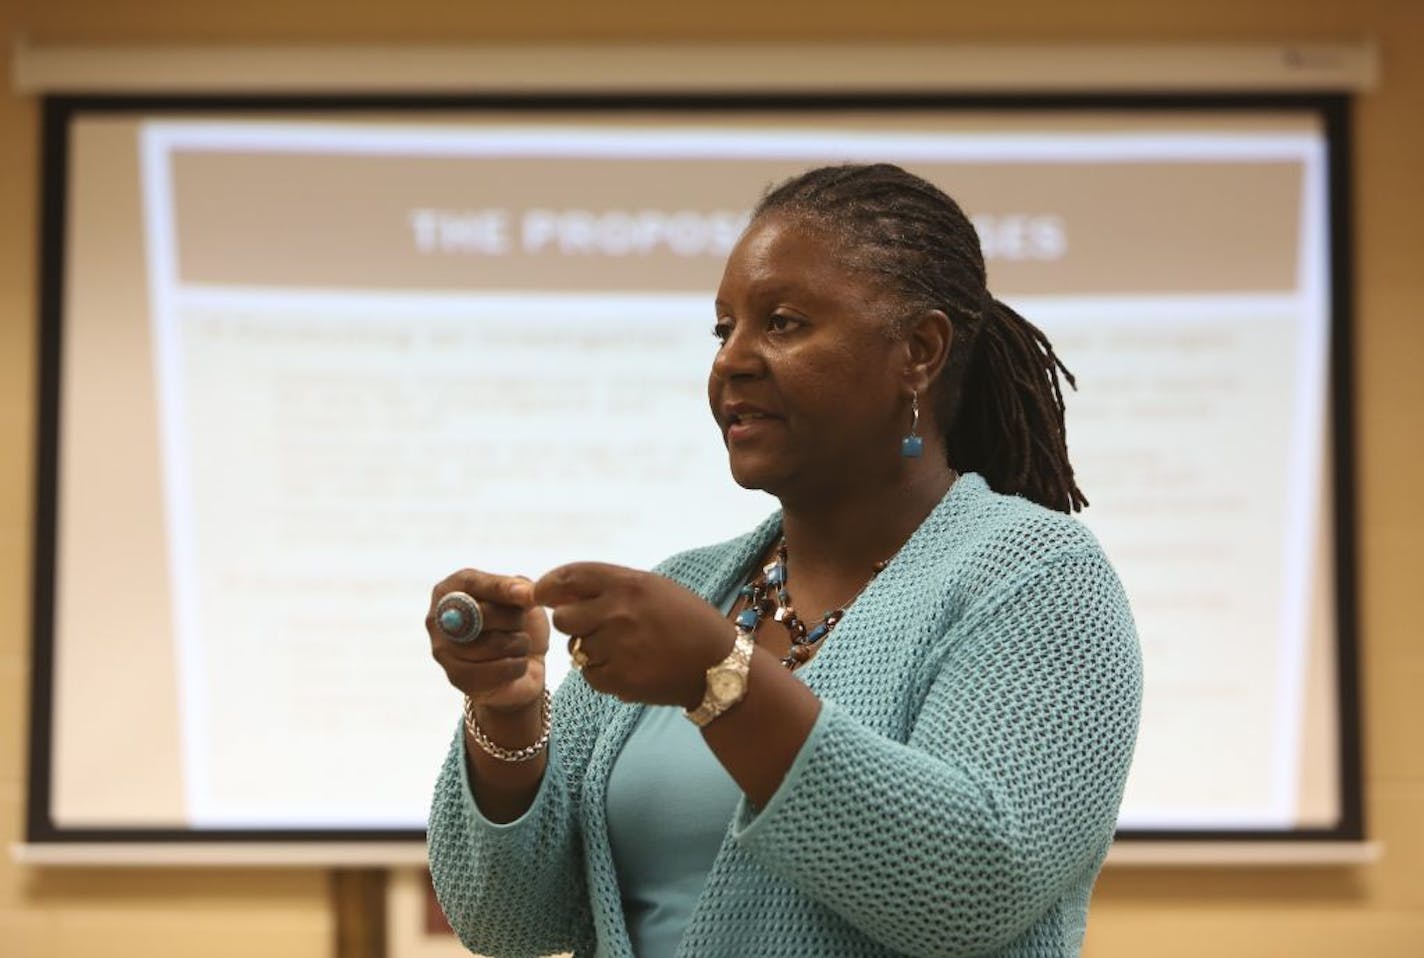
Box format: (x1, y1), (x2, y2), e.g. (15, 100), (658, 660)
(735, 538), (889, 669)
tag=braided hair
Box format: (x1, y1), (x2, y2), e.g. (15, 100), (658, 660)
(753, 163), (1088, 513)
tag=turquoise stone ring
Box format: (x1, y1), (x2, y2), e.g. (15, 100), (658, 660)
(434, 591), (483, 643)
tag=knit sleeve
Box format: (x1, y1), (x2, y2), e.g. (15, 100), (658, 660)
(730, 549), (1143, 958)
(426, 675), (606, 958)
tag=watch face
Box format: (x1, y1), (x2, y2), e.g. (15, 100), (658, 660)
(709, 670), (745, 699)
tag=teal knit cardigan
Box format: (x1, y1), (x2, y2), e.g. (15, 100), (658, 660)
(428, 474), (1143, 957)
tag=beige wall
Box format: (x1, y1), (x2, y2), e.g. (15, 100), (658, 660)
(3, 1), (1421, 956)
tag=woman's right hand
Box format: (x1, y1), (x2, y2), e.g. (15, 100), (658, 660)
(427, 570), (549, 714)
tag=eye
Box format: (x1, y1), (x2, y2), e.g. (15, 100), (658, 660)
(767, 313), (802, 334)
(711, 321), (732, 344)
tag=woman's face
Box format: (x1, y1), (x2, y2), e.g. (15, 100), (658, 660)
(708, 214), (911, 500)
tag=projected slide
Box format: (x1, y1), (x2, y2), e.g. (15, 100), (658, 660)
(47, 112), (1338, 834)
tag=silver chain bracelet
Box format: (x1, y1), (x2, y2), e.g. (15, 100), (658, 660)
(463, 688), (552, 763)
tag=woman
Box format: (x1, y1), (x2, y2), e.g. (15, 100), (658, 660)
(426, 164), (1142, 958)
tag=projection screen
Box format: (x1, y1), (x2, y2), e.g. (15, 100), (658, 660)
(26, 96), (1361, 854)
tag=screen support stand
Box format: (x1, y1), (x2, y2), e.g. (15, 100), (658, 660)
(334, 868), (388, 958)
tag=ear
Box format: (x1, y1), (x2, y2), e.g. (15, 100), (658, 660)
(902, 308), (953, 394)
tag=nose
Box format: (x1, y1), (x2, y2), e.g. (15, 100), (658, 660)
(710, 323), (764, 383)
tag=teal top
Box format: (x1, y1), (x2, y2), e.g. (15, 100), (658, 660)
(601, 584), (743, 957)
(602, 705), (742, 956)
(428, 474), (1144, 958)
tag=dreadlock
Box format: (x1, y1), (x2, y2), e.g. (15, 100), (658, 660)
(753, 163), (1088, 513)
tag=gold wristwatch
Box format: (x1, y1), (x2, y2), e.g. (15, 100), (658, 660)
(684, 630), (755, 727)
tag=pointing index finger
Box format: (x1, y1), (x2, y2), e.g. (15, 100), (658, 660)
(533, 562), (624, 607)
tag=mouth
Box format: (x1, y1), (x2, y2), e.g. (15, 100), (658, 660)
(724, 408), (782, 441)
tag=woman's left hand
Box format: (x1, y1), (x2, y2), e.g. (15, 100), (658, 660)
(532, 563), (736, 709)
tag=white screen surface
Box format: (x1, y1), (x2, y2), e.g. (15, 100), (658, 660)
(41, 107), (1347, 837)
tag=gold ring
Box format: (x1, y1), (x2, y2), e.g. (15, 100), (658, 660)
(569, 636), (590, 670)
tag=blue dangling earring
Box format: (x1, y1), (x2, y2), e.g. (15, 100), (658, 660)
(901, 390), (923, 458)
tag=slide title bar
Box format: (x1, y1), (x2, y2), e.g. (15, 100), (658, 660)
(12, 40), (1377, 95)
(145, 124), (1310, 296)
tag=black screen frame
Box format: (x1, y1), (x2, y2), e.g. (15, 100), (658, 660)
(27, 91), (1362, 846)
